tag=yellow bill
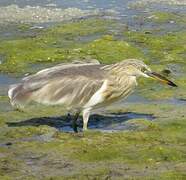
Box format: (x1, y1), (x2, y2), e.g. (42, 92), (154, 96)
(147, 72), (177, 87)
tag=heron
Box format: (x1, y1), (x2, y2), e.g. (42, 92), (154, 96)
(8, 59), (177, 132)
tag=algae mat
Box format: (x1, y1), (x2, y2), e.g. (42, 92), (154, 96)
(0, 99), (186, 179)
(0, 2), (186, 179)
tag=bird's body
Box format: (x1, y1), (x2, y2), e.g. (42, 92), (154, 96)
(8, 59), (177, 131)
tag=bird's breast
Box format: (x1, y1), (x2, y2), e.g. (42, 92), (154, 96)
(102, 76), (137, 104)
(83, 76), (137, 109)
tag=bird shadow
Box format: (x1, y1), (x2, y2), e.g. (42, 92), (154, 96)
(6, 112), (155, 132)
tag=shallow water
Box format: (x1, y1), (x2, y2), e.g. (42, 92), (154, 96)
(0, 0), (185, 24)
(0, 74), (19, 95)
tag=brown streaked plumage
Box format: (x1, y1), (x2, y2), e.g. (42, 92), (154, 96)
(8, 59), (177, 132)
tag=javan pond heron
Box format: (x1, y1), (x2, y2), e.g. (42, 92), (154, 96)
(8, 59), (177, 132)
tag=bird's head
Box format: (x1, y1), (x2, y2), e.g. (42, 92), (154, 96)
(120, 59), (177, 87)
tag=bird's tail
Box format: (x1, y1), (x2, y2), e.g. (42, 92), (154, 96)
(8, 83), (32, 109)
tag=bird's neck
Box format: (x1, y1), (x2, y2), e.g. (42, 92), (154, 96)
(102, 62), (138, 88)
(102, 62), (129, 77)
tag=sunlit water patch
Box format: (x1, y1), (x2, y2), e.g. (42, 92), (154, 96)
(0, 74), (19, 95)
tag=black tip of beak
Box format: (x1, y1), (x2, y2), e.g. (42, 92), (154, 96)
(167, 81), (177, 87)
(147, 72), (178, 87)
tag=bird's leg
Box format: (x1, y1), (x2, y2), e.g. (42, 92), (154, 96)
(67, 113), (71, 121)
(82, 108), (90, 131)
(72, 112), (80, 133)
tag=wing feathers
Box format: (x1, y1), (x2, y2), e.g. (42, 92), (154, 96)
(8, 83), (33, 108)
(8, 63), (105, 109)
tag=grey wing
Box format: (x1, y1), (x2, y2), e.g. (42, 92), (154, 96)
(22, 63), (104, 90)
(8, 63), (105, 108)
(31, 76), (104, 108)
(23, 60), (101, 81)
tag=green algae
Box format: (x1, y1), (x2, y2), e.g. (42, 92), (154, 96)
(57, 122), (185, 163)
(77, 35), (145, 64)
(159, 171), (186, 180)
(149, 12), (186, 24)
(124, 30), (186, 64)
(126, 119), (160, 131)
(0, 19), (115, 73)
(0, 95), (186, 179)
(2, 125), (56, 139)
(0, 18), (145, 74)
(0, 155), (24, 178)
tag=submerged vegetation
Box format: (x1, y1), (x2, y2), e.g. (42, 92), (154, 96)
(0, 5), (186, 179)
